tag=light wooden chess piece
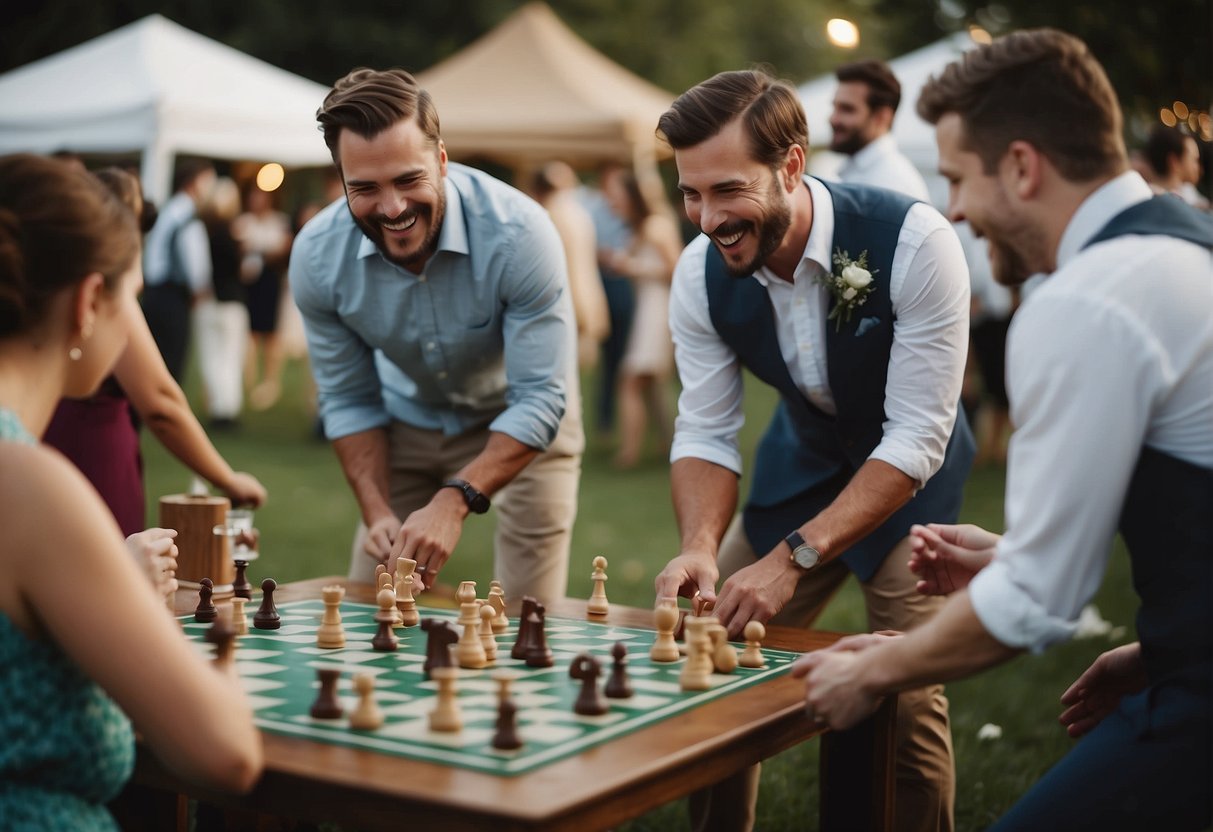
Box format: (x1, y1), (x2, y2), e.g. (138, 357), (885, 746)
(586, 555), (609, 620)
(488, 581), (509, 633)
(456, 581), (487, 669)
(230, 596), (249, 636)
(348, 672), (384, 730)
(428, 666), (462, 732)
(709, 621), (738, 674)
(375, 564), (392, 592)
(397, 573), (419, 627)
(680, 616), (714, 691)
(317, 584), (347, 649)
(479, 603), (499, 663)
(650, 600), (681, 663)
(739, 620), (767, 668)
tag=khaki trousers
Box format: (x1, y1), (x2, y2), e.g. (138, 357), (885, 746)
(690, 515), (955, 832)
(347, 398), (583, 609)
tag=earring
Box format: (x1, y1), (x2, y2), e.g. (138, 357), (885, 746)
(69, 346), (83, 361)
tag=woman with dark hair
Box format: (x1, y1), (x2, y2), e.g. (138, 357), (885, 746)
(0, 154), (262, 829)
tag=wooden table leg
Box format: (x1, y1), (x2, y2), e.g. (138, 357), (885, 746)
(819, 694), (898, 832)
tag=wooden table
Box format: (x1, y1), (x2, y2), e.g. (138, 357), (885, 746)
(137, 577), (895, 831)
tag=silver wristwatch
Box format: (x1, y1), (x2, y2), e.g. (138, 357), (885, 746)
(784, 530), (821, 571)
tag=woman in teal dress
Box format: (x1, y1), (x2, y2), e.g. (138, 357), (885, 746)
(0, 154), (263, 830)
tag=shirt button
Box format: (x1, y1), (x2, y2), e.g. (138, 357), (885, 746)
(418, 275), (427, 283)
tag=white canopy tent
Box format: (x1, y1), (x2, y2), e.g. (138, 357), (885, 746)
(0, 15), (333, 202)
(799, 32), (978, 208)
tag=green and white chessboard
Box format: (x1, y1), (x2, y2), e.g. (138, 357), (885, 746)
(181, 599), (799, 776)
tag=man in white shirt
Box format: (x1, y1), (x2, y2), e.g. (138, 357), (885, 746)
(141, 159), (215, 381)
(830, 59), (932, 202)
(654, 69), (973, 832)
(794, 29), (1213, 831)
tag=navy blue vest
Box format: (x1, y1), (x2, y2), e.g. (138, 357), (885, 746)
(705, 179), (975, 580)
(1087, 194), (1213, 686)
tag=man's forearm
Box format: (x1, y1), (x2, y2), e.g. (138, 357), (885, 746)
(332, 428), (394, 525)
(801, 458), (918, 560)
(453, 431), (540, 496)
(866, 591), (1020, 692)
(671, 458), (739, 555)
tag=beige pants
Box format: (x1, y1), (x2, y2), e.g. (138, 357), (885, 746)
(347, 398), (583, 608)
(690, 515), (955, 832)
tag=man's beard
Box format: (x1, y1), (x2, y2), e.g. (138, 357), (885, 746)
(830, 129), (866, 156)
(717, 183), (792, 278)
(987, 237), (1035, 287)
(352, 190), (445, 273)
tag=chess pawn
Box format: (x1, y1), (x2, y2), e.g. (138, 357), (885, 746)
(428, 666), (462, 732)
(650, 602), (680, 663)
(230, 596), (249, 636)
(605, 641), (634, 699)
(310, 667), (344, 719)
(371, 588), (399, 652)
(586, 555), (609, 620)
(491, 697), (523, 750)
(479, 603), (499, 663)
(317, 584), (347, 649)
(487, 581), (509, 634)
(709, 621), (738, 674)
(738, 620), (767, 669)
(348, 672), (384, 731)
(232, 559), (252, 600)
(397, 574), (419, 627)
(253, 578), (280, 630)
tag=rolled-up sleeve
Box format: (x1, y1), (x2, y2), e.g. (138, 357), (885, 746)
(490, 213), (572, 450)
(668, 238), (746, 474)
(869, 205), (969, 486)
(290, 236), (389, 440)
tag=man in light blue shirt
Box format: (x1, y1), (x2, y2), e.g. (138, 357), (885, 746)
(291, 68), (582, 603)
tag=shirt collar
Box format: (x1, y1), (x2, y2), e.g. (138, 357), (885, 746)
(1055, 171), (1153, 269)
(841, 134), (896, 175)
(753, 175), (834, 286)
(356, 176), (469, 266)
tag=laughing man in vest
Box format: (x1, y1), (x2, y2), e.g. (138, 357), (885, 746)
(794, 30), (1213, 831)
(653, 70), (974, 832)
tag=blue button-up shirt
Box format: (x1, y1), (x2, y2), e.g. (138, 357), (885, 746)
(291, 163), (575, 450)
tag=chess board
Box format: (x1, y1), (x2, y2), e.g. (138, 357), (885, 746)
(181, 599), (800, 776)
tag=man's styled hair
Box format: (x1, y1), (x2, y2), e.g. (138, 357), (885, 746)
(917, 29), (1126, 182)
(657, 69), (808, 167)
(1143, 125), (1192, 178)
(316, 68), (441, 161)
(835, 59), (902, 113)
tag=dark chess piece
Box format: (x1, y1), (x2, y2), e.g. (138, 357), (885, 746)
(421, 618), (458, 677)
(309, 667), (344, 719)
(524, 604), (553, 668)
(253, 577), (281, 630)
(205, 615), (237, 672)
(511, 596), (539, 660)
(569, 653), (607, 715)
(194, 577), (217, 623)
(491, 696), (523, 750)
(232, 559), (252, 599)
(604, 641), (634, 699)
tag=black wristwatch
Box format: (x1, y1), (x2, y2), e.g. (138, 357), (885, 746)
(784, 530), (822, 571)
(441, 478), (491, 514)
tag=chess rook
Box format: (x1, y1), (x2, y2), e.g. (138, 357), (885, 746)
(317, 584), (347, 649)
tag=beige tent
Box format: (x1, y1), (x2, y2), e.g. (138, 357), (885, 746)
(416, 3), (674, 171)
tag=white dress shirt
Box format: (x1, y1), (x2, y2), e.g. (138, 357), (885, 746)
(838, 134), (932, 202)
(970, 172), (1213, 653)
(142, 191), (211, 295)
(669, 175), (970, 487)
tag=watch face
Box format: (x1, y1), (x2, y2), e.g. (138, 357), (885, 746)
(467, 489), (490, 514)
(792, 545), (820, 570)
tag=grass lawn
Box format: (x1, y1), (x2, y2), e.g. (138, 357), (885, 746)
(143, 359), (1138, 831)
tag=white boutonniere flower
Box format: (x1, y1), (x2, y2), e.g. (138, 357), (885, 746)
(817, 249), (878, 332)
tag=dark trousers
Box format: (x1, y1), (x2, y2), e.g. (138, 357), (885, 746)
(992, 681), (1211, 831)
(596, 274), (635, 432)
(141, 282), (192, 382)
